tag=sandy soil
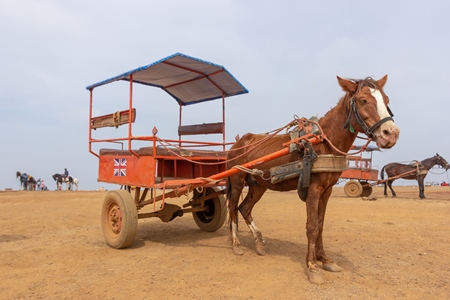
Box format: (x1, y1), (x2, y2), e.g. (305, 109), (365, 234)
(1, 185), (449, 300)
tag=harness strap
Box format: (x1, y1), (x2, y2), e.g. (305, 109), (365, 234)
(367, 116), (394, 136)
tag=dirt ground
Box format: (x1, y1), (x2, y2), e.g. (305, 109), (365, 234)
(0, 185), (449, 300)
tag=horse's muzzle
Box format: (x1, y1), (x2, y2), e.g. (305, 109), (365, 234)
(373, 121), (400, 149)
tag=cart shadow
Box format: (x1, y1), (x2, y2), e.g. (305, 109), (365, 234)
(132, 219), (229, 249)
(132, 221), (354, 275)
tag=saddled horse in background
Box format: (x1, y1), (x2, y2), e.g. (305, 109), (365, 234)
(226, 75), (400, 284)
(381, 153), (449, 199)
(52, 174), (79, 191)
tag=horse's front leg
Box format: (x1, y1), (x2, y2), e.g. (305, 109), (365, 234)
(315, 187), (341, 273)
(239, 186), (267, 255)
(305, 187), (326, 284)
(418, 176), (426, 199)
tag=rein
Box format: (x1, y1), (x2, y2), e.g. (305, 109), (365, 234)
(302, 117), (372, 156)
(343, 98), (394, 138)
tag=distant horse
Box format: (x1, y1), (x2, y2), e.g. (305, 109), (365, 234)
(16, 171), (37, 190)
(16, 171), (28, 190)
(381, 153), (449, 199)
(68, 177), (79, 191)
(28, 176), (37, 190)
(226, 76), (400, 284)
(52, 174), (79, 191)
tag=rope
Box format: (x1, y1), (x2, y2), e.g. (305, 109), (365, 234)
(231, 165), (263, 176)
(196, 177), (223, 183)
(155, 138), (227, 166)
(428, 168), (448, 175)
(301, 117), (372, 156)
(155, 119), (296, 167)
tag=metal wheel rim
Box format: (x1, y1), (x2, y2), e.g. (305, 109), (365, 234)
(105, 203), (122, 235)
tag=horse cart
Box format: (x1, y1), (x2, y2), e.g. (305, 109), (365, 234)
(339, 145), (380, 197)
(87, 53), (252, 248)
(87, 57), (402, 284)
(340, 146), (450, 198)
(87, 53), (340, 249)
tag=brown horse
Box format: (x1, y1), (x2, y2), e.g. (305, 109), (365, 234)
(226, 75), (400, 284)
(381, 153), (449, 199)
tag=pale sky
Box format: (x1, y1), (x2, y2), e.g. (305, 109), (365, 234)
(1, 0), (449, 191)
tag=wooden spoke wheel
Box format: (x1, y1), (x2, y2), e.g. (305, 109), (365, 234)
(192, 186), (228, 232)
(344, 180), (363, 197)
(101, 190), (138, 249)
(360, 182), (373, 197)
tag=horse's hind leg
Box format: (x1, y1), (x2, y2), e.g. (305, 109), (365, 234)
(418, 176), (426, 199)
(388, 180), (396, 197)
(238, 185), (267, 255)
(228, 174), (246, 256)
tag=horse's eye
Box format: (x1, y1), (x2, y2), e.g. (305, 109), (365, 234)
(360, 99), (367, 104)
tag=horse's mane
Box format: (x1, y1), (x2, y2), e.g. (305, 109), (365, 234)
(350, 77), (381, 90)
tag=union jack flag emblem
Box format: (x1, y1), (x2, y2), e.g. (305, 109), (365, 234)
(114, 158), (127, 177)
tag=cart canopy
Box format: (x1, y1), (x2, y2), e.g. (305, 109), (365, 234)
(86, 53), (249, 106)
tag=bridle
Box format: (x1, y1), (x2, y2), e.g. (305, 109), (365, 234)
(344, 97), (394, 138)
(436, 155), (450, 170)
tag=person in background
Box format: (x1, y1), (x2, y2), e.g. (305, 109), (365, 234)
(64, 168), (69, 179)
(21, 173), (28, 190)
(36, 178), (41, 191)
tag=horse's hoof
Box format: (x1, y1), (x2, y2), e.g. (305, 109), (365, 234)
(323, 262), (342, 272)
(233, 246), (244, 256)
(255, 241), (266, 256)
(308, 268), (325, 284)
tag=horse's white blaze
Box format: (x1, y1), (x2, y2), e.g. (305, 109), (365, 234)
(369, 88), (400, 147)
(370, 88), (390, 119)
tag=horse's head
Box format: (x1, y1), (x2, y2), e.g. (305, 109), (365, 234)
(435, 153), (450, 170)
(52, 174), (57, 181)
(338, 75), (400, 149)
(16, 171), (20, 178)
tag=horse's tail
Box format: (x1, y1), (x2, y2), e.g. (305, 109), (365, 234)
(380, 165), (386, 180)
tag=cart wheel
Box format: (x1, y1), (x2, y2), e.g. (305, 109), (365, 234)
(101, 190), (138, 249)
(344, 180), (363, 197)
(360, 182), (373, 197)
(192, 187), (228, 232)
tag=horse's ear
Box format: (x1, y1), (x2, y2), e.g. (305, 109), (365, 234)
(337, 76), (358, 93)
(377, 75), (388, 89)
